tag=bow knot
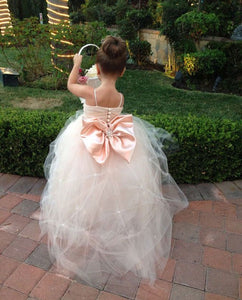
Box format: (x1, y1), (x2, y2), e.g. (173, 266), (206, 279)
(106, 125), (113, 138)
(81, 115), (136, 164)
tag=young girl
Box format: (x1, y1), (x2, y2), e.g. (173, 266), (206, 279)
(40, 36), (188, 287)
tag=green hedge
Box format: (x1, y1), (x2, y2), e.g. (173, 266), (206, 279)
(141, 114), (241, 183)
(0, 108), (241, 183)
(0, 109), (70, 177)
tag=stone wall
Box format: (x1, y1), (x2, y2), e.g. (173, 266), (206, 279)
(139, 29), (232, 68)
(139, 29), (171, 66)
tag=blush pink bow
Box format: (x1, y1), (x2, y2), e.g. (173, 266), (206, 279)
(81, 115), (136, 164)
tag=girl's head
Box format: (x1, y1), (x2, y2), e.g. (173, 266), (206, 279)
(96, 36), (127, 76)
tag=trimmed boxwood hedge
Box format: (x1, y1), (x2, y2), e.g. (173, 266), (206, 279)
(0, 109), (70, 178)
(0, 108), (241, 183)
(141, 114), (241, 183)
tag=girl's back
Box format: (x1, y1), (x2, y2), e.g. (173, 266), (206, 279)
(86, 87), (123, 108)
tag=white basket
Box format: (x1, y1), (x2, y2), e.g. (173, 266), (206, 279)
(79, 43), (101, 88)
(79, 44), (101, 103)
(78, 43), (99, 56)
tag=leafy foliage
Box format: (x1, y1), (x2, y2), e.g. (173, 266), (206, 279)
(0, 17), (108, 85)
(160, 0), (192, 52)
(201, 0), (241, 37)
(128, 39), (152, 65)
(147, 0), (163, 28)
(181, 49), (226, 78)
(81, 3), (116, 26)
(49, 21), (108, 73)
(69, 10), (85, 24)
(69, 0), (85, 12)
(175, 11), (220, 41)
(117, 8), (153, 40)
(161, 0), (241, 52)
(0, 108), (69, 177)
(50, 21), (108, 56)
(8, 0), (48, 22)
(0, 17), (51, 82)
(141, 113), (242, 183)
(206, 41), (242, 94)
(207, 41), (242, 77)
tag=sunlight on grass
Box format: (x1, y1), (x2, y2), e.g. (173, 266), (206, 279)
(0, 69), (241, 121)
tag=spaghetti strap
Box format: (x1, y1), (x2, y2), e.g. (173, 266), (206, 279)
(119, 93), (123, 107)
(94, 89), (98, 106)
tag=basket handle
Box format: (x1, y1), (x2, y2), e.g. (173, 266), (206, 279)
(78, 44), (99, 55)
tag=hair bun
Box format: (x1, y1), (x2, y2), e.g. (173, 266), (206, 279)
(96, 35), (127, 75)
(102, 36), (125, 59)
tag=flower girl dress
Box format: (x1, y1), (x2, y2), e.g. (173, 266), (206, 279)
(40, 89), (188, 287)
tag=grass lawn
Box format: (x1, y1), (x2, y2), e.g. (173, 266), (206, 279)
(0, 69), (241, 121)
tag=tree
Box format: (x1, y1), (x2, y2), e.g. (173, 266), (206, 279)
(175, 10), (220, 42)
(161, 0), (192, 53)
(202, 0), (241, 37)
(47, 0), (69, 25)
(46, 0), (73, 72)
(69, 0), (85, 12)
(8, 0), (48, 22)
(0, 0), (12, 35)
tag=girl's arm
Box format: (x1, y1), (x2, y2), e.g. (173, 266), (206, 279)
(67, 54), (93, 99)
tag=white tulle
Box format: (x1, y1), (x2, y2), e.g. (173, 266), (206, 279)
(40, 106), (188, 287)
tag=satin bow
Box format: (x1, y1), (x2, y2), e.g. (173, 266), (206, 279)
(81, 115), (136, 164)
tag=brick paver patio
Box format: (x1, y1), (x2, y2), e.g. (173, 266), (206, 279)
(0, 173), (241, 300)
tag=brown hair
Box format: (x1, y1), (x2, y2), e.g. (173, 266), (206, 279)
(96, 36), (127, 75)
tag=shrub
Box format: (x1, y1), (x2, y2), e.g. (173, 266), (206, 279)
(201, 0), (241, 37)
(128, 39), (152, 65)
(206, 41), (242, 77)
(117, 8), (153, 40)
(175, 11), (220, 41)
(0, 17), (51, 82)
(49, 21), (108, 73)
(0, 18), (108, 87)
(82, 3), (116, 26)
(147, 0), (163, 28)
(181, 49), (226, 78)
(0, 109), (69, 177)
(160, 0), (192, 52)
(70, 10), (85, 24)
(205, 41), (242, 94)
(8, 0), (48, 22)
(26, 70), (68, 90)
(0, 108), (241, 183)
(115, 0), (129, 23)
(141, 113), (242, 183)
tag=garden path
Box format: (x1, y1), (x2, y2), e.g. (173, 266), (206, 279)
(0, 173), (241, 300)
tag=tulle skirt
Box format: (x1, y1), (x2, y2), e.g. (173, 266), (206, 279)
(40, 111), (188, 287)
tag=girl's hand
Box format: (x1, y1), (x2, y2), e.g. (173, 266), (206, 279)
(73, 54), (83, 66)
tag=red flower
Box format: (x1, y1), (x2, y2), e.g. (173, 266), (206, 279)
(78, 75), (88, 84)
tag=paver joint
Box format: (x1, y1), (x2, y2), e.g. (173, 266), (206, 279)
(0, 174), (241, 300)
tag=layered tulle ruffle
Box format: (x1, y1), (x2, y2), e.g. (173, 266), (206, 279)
(40, 110), (188, 287)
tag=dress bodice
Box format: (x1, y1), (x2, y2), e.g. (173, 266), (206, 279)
(83, 104), (123, 123)
(82, 89), (124, 122)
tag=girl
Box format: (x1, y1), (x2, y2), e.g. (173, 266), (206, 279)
(40, 36), (188, 287)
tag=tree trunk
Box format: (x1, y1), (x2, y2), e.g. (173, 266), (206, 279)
(46, 0), (73, 72)
(0, 0), (12, 35)
(47, 0), (69, 25)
